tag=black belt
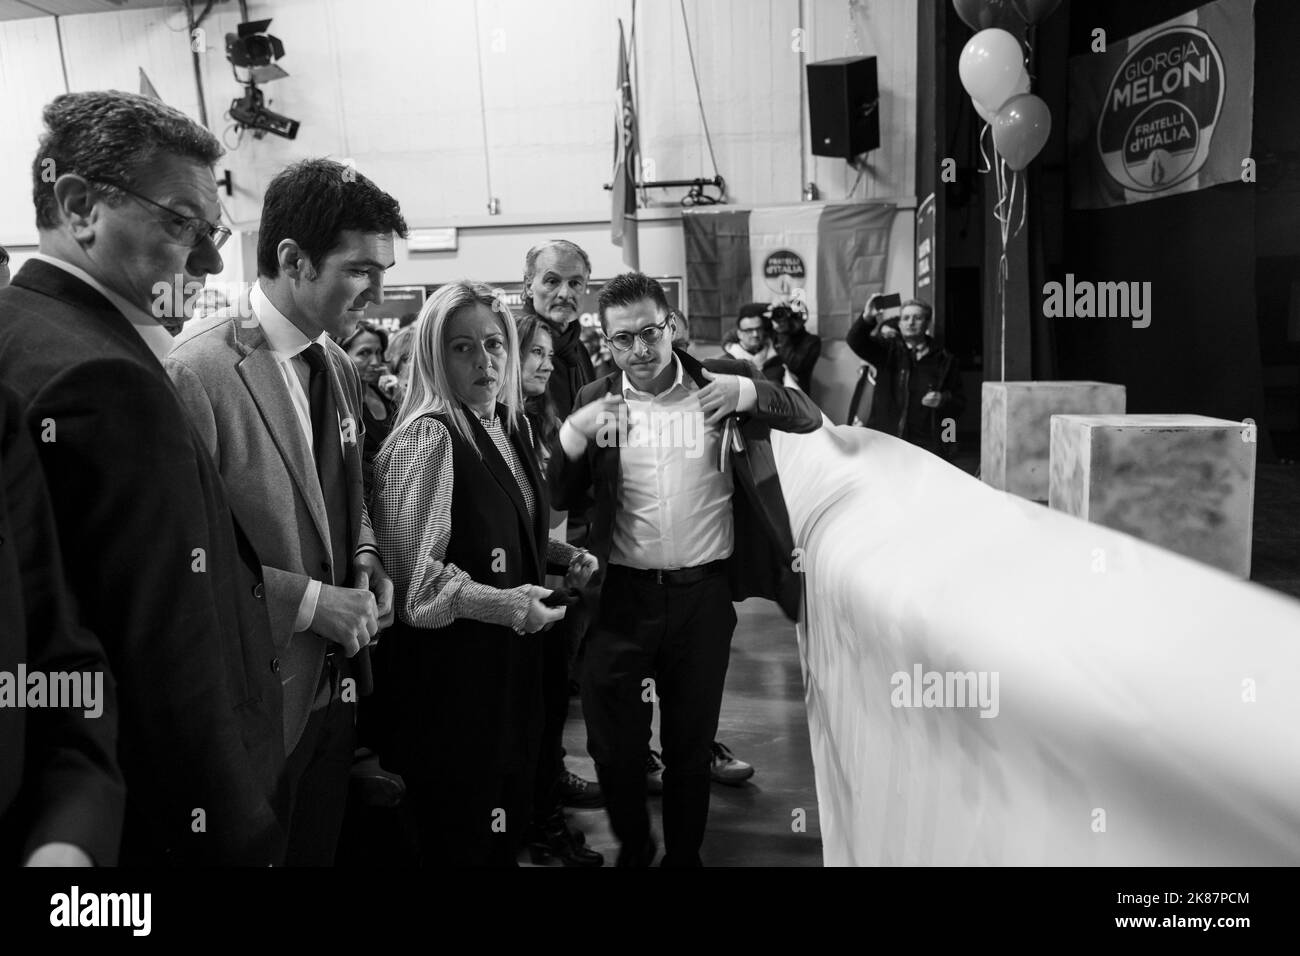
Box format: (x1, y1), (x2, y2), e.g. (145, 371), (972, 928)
(608, 559), (727, 586)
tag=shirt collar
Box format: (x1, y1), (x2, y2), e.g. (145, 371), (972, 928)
(621, 351), (687, 399)
(29, 253), (176, 364)
(251, 281), (325, 359)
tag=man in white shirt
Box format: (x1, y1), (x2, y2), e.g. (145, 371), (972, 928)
(550, 273), (822, 866)
(166, 158), (406, 864)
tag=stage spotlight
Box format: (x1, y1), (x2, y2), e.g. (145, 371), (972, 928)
(228, 85), (299, 140)
(225, 18), (288, 84)
(225, 18), (298, 141)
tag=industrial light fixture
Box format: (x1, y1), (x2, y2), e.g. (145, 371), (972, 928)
(225, 18), (299, 140)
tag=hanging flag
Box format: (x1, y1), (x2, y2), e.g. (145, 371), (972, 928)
(139, 68), (162, 102)
(1068, 0), (1255, 209)
(683, 203), (896, 342)
(611, 20), (640, 270)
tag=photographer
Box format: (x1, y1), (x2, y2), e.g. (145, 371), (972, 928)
(771, 303), (821, 393)
(846, 295), (965, 459)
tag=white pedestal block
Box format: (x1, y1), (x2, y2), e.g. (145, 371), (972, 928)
(1049, 414), (1257, 577)
(981, 381), (1126, 500)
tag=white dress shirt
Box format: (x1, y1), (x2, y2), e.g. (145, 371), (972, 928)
(249, 281), (348, 632)
(559, 354), (759, 571)
(29, 253), (177, 364)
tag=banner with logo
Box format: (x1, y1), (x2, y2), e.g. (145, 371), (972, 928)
(683, 202), (896, 340)
(1068, 0), (1255, 210)
(914, 193), (936, 306)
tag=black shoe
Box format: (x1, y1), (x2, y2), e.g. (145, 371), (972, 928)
(558, 769), (604, 809)
(616, 833), (657, 867)
(527, 810), (604, 867)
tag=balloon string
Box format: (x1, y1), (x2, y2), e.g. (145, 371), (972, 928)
(978, 123), (993, 174)
(999, 252), (1009, 384)
(997, 156), (1010, 384)
(1014, 168), (1028, 238)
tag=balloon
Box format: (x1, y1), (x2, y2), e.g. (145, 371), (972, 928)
(973, 69), (1030, 122)
(992, 93), (1052, 171)
(952, 0), (1022, 33)
(1012, 0), (1063, 25)
(959, 29), (1026, 113)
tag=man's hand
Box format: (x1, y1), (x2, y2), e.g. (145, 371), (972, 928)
(354, 551), (395, 630)
(921, 390), (943, 409)
(697, 369), (742, 426)
(564, 550), (599, 590)
(876, 323), (899, 340)
(863, 293), (884, 320)
(25, 842), (93, 867)
(311, 583), (378, 657)
(567, 394), (624, 444)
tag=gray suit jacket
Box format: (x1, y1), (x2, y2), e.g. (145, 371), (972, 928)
(166, 308), (376, 753)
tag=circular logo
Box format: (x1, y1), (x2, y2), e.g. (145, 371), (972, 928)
(762, 250), (806, 295)
(1098, 26), (1224, 194)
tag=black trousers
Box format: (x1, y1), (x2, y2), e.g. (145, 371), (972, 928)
(531, 620), (571, 823)
(403, 770), (530, 867)
(582, 565), (736, 867)
(282, 655), (357, 866)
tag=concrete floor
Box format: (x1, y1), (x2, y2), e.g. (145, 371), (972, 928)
(557, 598), (823, 868)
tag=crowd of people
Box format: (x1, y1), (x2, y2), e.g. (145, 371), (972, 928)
(0, 90), (833, 868)
(0, 89), (965, 868)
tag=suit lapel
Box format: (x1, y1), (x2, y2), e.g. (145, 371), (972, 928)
(233, 321), (332, 557)
(511, 417), (548, 567)
(469, 408), (540, 575)
(14, 260), (166, 372)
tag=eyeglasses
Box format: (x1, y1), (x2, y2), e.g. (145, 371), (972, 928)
(604, 316), (672, 352)
(90, 178), (231, 250)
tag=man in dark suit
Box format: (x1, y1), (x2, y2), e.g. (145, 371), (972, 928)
(0, 382), (124, 866)
(166, 159), (404, 865)
(0, 90), (284, 865)
(550, 273), (822, 866)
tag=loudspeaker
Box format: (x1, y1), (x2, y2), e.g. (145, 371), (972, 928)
(806, 56), (880, 160)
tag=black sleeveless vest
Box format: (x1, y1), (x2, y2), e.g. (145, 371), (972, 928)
(374, 406), (547, 778)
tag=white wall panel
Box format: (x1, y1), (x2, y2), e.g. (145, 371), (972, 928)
(1, 0), (917, 245)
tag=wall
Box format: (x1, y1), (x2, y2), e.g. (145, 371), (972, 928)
(1, 0), (918, 240)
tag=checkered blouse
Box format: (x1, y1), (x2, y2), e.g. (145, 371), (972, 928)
(371, 412), (579, 634)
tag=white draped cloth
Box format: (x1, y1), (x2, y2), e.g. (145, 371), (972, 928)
(773, 420), (1300, 866)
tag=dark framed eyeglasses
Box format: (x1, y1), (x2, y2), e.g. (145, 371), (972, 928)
(90, 178), (231, 251)
(604, 316), (672, 352)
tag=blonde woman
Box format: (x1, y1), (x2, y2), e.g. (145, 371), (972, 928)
(369, 280), (597, 867)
